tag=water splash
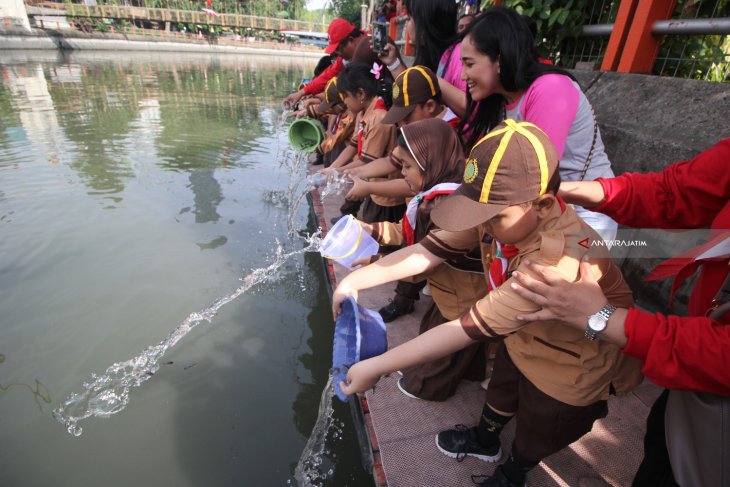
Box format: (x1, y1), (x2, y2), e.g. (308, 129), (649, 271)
(292, 375), (347, 487)
(53, 234), (322, 436)
(318, 171), (352, 200)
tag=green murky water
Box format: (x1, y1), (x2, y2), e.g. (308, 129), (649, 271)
(0, 50), (370, 487)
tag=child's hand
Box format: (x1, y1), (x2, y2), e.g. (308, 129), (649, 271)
(346, 175), (369, 201)
(332, 283), (358, 319)
(339, 359), (381, 396)
(342, 165), (361, 176)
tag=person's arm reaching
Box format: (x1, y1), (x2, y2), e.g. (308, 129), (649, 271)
(592, 139), (730, 229)
(327, 144), (357, 170)
(438, 78), (468, 118)
(510, 257), (730, 395)
(332, 242), (445, 317)
(558, 181), (605, 208)
(345, 156), (398, 178)
(345, 177), (413, 201)
(340, 318), (474, 395)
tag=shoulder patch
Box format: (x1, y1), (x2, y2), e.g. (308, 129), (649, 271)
(538, 230), (564, 265)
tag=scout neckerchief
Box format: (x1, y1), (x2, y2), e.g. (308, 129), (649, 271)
(402, 183), (461, 245)
(487, 195), (568, 293)
(357, 97), (388, 157)
(644, 230), (730, 306)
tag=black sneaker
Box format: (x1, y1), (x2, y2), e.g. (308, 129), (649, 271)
(312, 153), (324, 166)
(436, 425), (502, 463)
(378, 299), (414, 322)
(471, 466), (526, 487)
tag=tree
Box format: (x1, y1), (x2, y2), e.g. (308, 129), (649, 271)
(330, 0), (361, 25)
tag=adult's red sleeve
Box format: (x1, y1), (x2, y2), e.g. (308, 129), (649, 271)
(303, 57), (343, 96)
(594, 139), (730, 229)
(622, 307), (730, 395)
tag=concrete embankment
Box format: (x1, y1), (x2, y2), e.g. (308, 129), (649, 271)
(0, 28), (325, 58)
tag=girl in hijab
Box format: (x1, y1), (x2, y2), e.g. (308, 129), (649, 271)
(353, 118), (488, 401)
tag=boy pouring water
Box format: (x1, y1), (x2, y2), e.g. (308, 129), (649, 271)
(333, 120), (643, 487)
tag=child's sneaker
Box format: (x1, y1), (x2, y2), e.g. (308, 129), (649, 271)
(436, 425), (502, 462)
(397, 377), (421, 399)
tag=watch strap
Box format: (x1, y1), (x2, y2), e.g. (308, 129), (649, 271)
(585, 304), (617, 341)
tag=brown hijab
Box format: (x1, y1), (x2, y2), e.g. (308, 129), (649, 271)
(399, 117), (465, 190)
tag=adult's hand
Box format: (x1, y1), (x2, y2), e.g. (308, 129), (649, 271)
(511, 256), (609, 327)
(378, 42), (405, 76)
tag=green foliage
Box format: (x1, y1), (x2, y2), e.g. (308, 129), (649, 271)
(654, 0), (730, 82)
(330, 0), (361, 25)
(495, 0), (611, 61)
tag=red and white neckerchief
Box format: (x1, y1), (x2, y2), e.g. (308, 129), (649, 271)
(402, 183), (460, 245)
(356, 97), (388, 157)
(487, 195), (568, 293)
(488, 241), (519, 293)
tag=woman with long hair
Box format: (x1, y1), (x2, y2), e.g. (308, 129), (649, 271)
(445, 6), (618, 242)
(378, 0), (466, 92)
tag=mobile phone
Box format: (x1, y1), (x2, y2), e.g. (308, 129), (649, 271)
(372, 21), (388, 55)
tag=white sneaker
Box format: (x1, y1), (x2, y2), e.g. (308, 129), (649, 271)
(422, 283), (432, 296)
(397, 377), (421, 400)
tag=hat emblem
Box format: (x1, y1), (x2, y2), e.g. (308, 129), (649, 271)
(392, 84), (400, 100)
(464, 158), (478, 183)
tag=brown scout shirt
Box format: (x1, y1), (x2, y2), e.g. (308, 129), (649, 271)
(372, 215), (486, 320)
(347, 97), (400, 207)
(318, 111), (355, 156)
(421, 202), (643, 406)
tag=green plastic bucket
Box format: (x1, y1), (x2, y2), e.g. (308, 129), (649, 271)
(288, 117), (325, 153)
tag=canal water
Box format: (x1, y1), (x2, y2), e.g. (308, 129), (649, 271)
(0, 50), (370, 487)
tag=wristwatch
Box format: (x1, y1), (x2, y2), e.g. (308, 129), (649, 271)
(585, 304), (617, 341)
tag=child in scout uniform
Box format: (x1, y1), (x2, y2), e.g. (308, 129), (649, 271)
(353, 118), (487, 400)
(345, 65), (465, 323)
(327, 62), (403, 224)
(346, 65), (462, 185)
(310, 77), (355, 167)
(333, 120), (643, 487)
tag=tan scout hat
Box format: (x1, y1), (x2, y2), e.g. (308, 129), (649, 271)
(381, 66), (440, 125)
(317, 76), (345, 113)
(431, 119), (559, 232)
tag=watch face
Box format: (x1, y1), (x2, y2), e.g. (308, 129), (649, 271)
(588, 314), (607, 332)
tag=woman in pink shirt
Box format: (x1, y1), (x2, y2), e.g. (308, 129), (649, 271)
(443, 6), (618, 242)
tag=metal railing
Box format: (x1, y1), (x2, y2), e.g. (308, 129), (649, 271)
(559, 0), (729, 82)
(24, 1), (328, 33)
(654, 0), (730, 82)
(559, 0), (619, 70)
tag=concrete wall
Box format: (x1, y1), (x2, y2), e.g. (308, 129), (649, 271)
(572, 70), (729, 313)
(0, 31), (326, 57)
(0, 0), (31, 31)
